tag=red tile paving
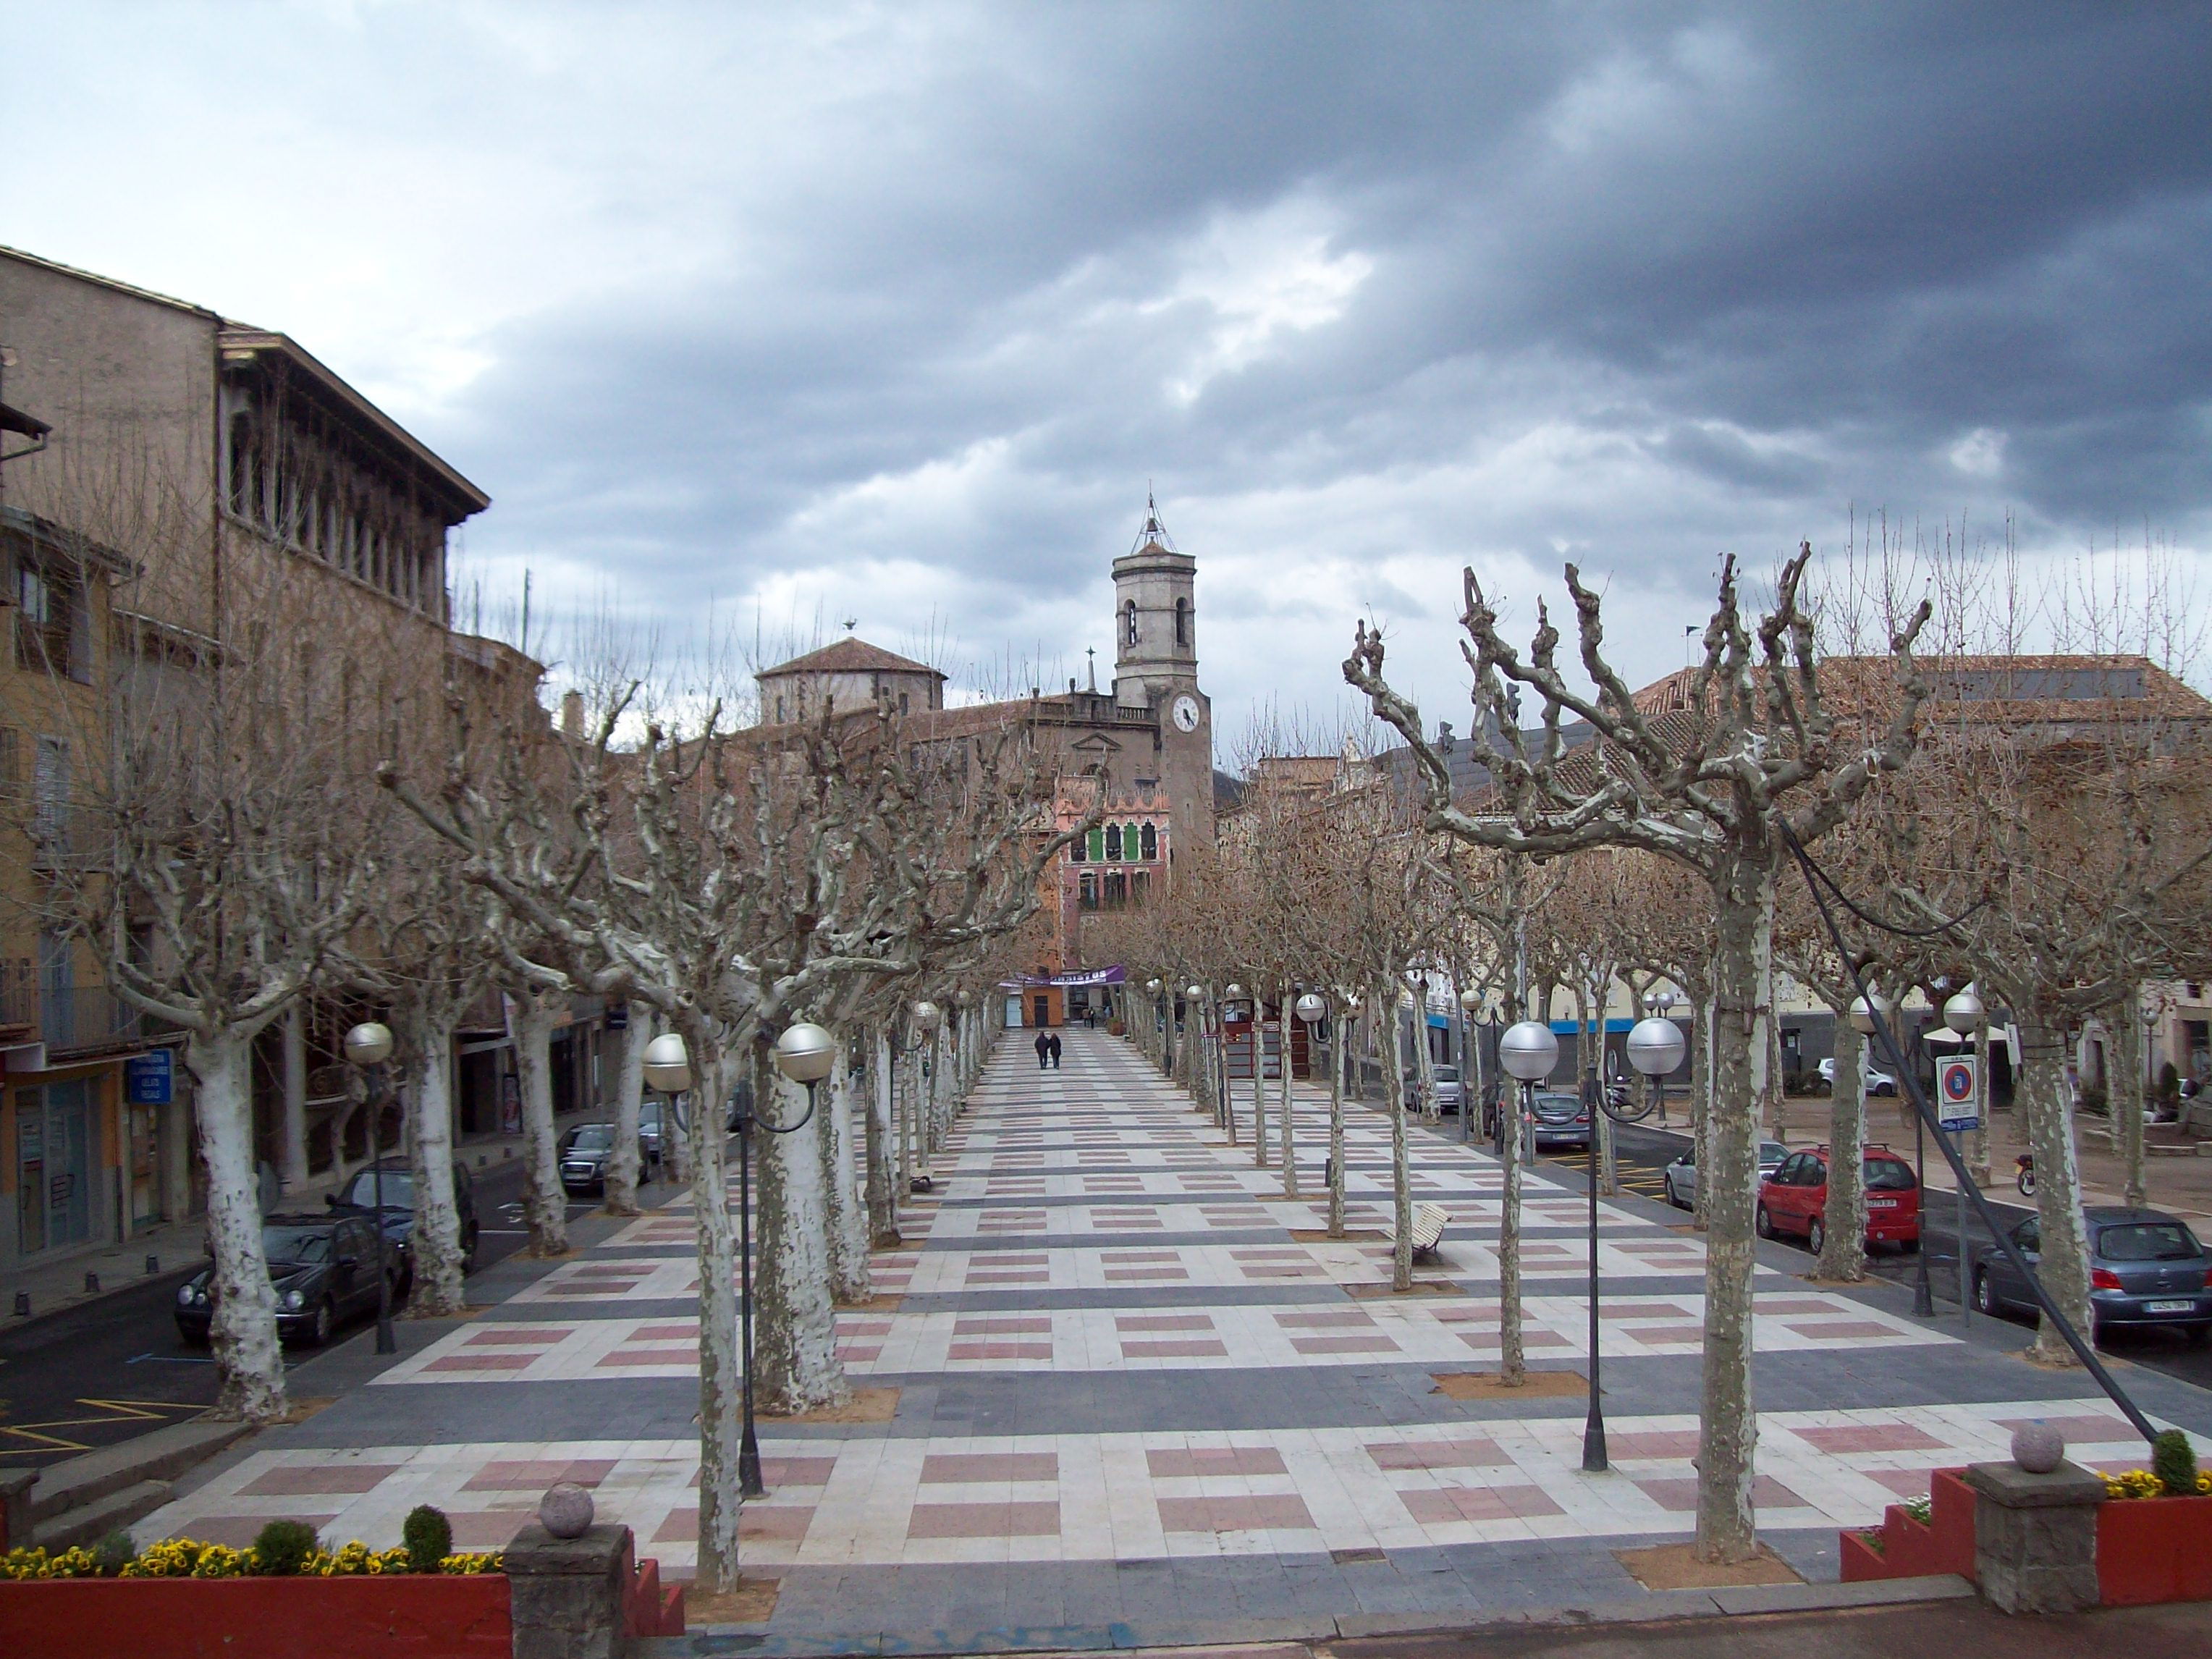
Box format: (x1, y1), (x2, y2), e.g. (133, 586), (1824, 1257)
(426, 1352), (538, 1372)
(1398, 1485), (1564, 1523)
(1156, 1494), (1316, 1532)
(1635, 1474), (1805, 1511)
(1793, 1424), (1946, 1453)
(1121, 1338), (1229, 1357)
(1365, 1438), (1511, 1470)
(906, 1500), (1062, 1537)
(1603, 1430), (1704, 1459)
(1147, 1447), (1288, 1477)
(919, 1452), (1060, 1482)
(465, 1459), (617, 1491)
(240, 1464), (401, 1497)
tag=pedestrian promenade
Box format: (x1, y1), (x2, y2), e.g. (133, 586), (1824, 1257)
(135, 1030), (2212, 1647)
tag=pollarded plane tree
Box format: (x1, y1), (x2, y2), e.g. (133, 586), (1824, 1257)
(1346, 546), (1930, 1563)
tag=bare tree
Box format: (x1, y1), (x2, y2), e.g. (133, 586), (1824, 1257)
(1346, 547), (1930, 1563)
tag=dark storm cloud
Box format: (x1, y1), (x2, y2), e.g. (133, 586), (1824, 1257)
(18, 1), (2187, 714)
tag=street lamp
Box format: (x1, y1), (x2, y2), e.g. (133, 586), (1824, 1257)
(1499, 1019), (1554, 1165)
(342, 1021), (399, 1354)
(1850, 992), (1935, 1315)
(1645, 992), (1678, 1123)
(1941, 985), (1985, 1328)
(718, 1020), (838, 1499)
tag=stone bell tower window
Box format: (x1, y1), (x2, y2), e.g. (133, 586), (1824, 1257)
(1175, 597), (1189, 648)
(1124, 601), (1139, 649)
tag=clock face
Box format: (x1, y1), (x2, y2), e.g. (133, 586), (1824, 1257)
(1171, 694), (1200, 733)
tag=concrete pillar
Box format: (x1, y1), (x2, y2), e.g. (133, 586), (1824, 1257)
(1963, 1459), (2106, 1613)
(279, 1006), (308, 1192)
(505, 1521), (633, 1658)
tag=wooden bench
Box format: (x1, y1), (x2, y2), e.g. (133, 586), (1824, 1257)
(1382, 1202), (1451, 1262)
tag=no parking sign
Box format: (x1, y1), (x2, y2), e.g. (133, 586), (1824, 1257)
(1937, 1054), (1980, 1133)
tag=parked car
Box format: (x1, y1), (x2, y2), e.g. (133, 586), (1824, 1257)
(175, 1212), (400, 1348)
(1663, 1139), (1789, 1210)
(1409, 1065), (1465, 1115)
(1972, 1208), (2211, 1344)
(560, 1121), (630, 1194)
(329, 1157), (480, 1275)
(638, 1099), (672, 1168)
(1817, 1056), (1898, 1096)
(1527, 1090), (1592, 1149)
(1755, 1145), (1920, 1254)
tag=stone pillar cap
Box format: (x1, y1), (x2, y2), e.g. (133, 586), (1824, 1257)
(502, 1520), (632, 1573)
(1962, 1459), (2109, 1507)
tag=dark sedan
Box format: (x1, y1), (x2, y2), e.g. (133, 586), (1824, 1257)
(329, 1159), (480, 1275)
(175, 1214), (399, 1348)
(560, 1122), (622, 1194)
(1528, 1090), (1591, 1149)
(1973, 1207), (2211, 1343)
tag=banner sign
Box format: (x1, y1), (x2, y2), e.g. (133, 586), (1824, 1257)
(999, 966), (1128, 989)
(1937, 1054), (1980, 1133)
(124, 1049), (174, 1106)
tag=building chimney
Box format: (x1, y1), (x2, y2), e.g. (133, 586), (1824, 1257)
(561, 689), (583, 742)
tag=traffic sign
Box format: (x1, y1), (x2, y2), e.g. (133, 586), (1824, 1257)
(1937, 1054), (1979, 1132)
(124, 1049), (174, 1106)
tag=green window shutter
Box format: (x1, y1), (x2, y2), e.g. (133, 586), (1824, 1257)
(1088, 826), (1106, 862)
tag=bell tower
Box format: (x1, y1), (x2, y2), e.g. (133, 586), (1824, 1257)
(1113, 494), (1198, 707)
(1110, 495), (1213, 850)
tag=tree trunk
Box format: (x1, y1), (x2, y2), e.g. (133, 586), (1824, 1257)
(1692, 985), (1714, 1230)
(1251, 999), (1270, 1168)
(1278, 984), (1299, 1198)
(402, 1006), (468, 1315)
(514, 989), (568, 1257)
(1327, 1010), (1347, 1238)
(2017, 1005), (2095, 1364)
(753, 1050), (850, 1413)
(2112, 1000), (2146, 1210)
(604, 1000), (647, 1216)
(279, 1008), (310, 1195)
(1693, 848), (1766, 1565)
(685, 1041), (744, 1596)
(864, 1023), (900, 1248)
(1498, 1074), (1526, 1385)
(190, 1029), (289, 1422)
(1412, 982), (1438, 1123)
(1818, 1014), (1868, 1282)
(1381, 984), (1414, 1293)
(823, 1031), (871, 1304)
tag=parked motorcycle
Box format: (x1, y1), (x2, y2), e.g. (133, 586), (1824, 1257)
(2015, 1152), (2035, 1196)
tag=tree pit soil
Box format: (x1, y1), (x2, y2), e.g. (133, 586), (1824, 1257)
(682, 1574), (781, 1626)
(1430, 1370), (1587, 1400)
(759, 1385), (900, 1423)
(1613, 1541), (1803, 1590)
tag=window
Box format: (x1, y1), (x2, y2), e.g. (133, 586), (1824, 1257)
(1104, 871), (1128, 908)
(898, 692), (910, 715)
(1078, 872), (1098, 911)
(1124, 600), (1138, 648)
(1175, 596), (1190, 647)
(1139, 822), (1157, 861)
(1068, 831), (1085, 864)
(1105, 824), (1123, 861)
(1131, 869), (1151, 904)
(1087, 826), (1105, 862)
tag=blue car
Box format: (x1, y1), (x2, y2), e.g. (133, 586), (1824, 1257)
(1972, 1207), (2211, 1344)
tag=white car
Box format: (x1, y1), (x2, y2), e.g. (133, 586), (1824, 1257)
(1664, 1140), (1790, 1210)
(1818, 1056), (1897, 1096)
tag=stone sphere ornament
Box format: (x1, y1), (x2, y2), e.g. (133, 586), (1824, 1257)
(2012, 1422), (2065, 1474)
(539, 1482), (595, 1538)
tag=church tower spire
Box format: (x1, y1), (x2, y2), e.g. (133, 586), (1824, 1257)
(1113, 493), (1197, 706)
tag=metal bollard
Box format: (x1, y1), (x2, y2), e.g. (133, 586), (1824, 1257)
(146, 1254), (161, 1275)
(85, 1272), (101, 1293)
(12, 1292), (28, 1317)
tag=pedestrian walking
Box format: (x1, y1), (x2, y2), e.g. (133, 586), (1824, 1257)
(1049, 1033), (1063, 1069)
(1034, 1029), (1051, 1070)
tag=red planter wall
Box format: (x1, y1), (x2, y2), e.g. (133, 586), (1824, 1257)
(1839, 1468), (1975, 1584)
(0, 1574), (510, 1658)
(2097, 1493), (2212, 1607)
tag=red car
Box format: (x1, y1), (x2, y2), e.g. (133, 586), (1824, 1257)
(1756, 1145), (1920, 1254)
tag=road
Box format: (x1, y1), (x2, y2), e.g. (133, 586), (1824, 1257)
(1526, 1116), (2212, 1390)
(0, 1155), (641, 1472)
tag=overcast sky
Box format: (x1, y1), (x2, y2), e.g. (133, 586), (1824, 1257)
(5, 2), (2208, 751)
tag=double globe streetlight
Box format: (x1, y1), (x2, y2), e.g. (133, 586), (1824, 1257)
(641, 1020), (836, 1498)
(342, 1021), (400, 1354)
(1497, 1010), (1683, 1474)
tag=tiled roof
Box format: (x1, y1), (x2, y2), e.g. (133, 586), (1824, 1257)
(757, 638), (946, 680)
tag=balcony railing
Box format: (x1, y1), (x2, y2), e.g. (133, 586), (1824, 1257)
(40, 981), (153, 1055)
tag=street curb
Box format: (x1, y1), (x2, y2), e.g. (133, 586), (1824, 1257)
(644, 1575), (1977, 1657)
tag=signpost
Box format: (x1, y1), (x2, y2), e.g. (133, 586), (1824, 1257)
(124, 1050), (174, 1107)
(1938, 1053), (1980, 1328)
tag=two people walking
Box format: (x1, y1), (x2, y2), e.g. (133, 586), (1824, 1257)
(1034, 1029), (1063, 1070)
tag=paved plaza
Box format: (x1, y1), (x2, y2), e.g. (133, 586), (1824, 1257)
(138, 1031), (2212, 1649)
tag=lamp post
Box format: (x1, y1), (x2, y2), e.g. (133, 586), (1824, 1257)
(1498, 1020), (1566, 1432)
(1458, 987), (1483, 1144)
(1942, 985), (1985, 1327)
(896, 1000), (944, 1190)
(1146, 978), (1164, 1071)
(342, 1021), (399, 1354)
(1605, 1016), (1689, 1470)
(1645, 992), (1677, 1123)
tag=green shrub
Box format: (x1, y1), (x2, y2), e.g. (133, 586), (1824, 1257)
(402, 1505), (453, 1574)
(250, 1519), (321, 1576)
(2153, 1428), (2199, 1497)
(91, 1531), (137, 1577)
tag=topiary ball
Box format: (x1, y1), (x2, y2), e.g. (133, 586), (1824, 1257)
(251, 1519), (321, 1576)
(402, 1504), (454, 1572)
(91, 1529), (138, 1578)
(538, 1482), (594, 1539)
(2012, 1422), (2065, 1474)
(2151, 1428), (2198, 1497)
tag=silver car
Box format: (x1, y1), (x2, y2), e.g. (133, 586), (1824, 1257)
(1664, 1139), (1789, 1209)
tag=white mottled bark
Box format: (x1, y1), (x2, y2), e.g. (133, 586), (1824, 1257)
(688, 1047), (743, 1595)
(515, 990), (568, 1257)
(824, 1033), (871, 1304)
(191, 1031), (287, 1422)
(2019, 1008), (2095, 1364)
(1327, 1011), (1347, 1238)
(1692, 992), (1715, 1230)
(1382, 985), (1414, 1292)
(1412, 986), (1438, 1123)
(2114, 1003), (2146, 1210)
(864, 1024), (900, 1246)
(1694, 851), (1765, 1564)
(1817, 1016), (1867, 1282)
(1498, 1076), (1526, 1384)
(402, 1007), (467, 1314)
(755, 1058), (849, 1412)
(1278, 985), (1299, 1198)
(605, 1002), (647, 1216)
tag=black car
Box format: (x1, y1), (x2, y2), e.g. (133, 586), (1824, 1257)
(1972, 1207), (2212, 1343)
(175, 1213), (399, 1348)
(560, 1122), (620, 1194)
(329, 1158), (480, 1275)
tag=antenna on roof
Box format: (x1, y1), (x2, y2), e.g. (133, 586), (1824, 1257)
(843, 616), (858, 633)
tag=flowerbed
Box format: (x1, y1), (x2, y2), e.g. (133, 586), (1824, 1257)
(4, 1539), (503, 1580)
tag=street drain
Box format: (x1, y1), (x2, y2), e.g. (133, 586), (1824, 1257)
(1331, 1548), (1388, 1565)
